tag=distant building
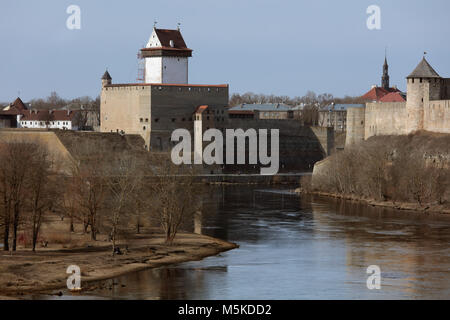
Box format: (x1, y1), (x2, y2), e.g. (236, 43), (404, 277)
(319, 103), (365, 131)
(0, 97), (28, 128)
(18, 109), (79, 130)
(0, 97), (81, 130)
(228, 103), (302, 120)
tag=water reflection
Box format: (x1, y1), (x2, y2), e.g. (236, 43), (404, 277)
(33, 185), (450, 300)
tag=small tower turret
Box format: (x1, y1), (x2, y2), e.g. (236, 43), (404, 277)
(102, 70), (112, 87)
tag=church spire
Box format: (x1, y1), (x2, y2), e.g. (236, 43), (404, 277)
(381, 51), (390, 90)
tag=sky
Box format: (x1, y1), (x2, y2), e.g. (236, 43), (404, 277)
(1, 0), (450, 102)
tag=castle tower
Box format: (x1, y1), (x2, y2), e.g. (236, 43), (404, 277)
(102, 70), (112, 87)
(406, 57), (441, 133)
(381, 56), (390, 90)
(140, 27), (192, 84)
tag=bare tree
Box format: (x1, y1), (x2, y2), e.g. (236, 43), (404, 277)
(0, 141), (37, 251)
(150, 162), (200, 245)
(105, 153), (143, 255)
(26, 145), (59, 251)
(69, 143), (108, 241)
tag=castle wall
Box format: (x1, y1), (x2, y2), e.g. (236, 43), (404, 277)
(424, 100), (450, 133)
(441, 78), (450, 100)
(150, 85), (228, 151)
(365, 102), (407, 138)
(345, 107), (365, 146)
(100, 85), (151, 147)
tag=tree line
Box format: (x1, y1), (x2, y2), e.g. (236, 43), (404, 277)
(308, 133), (450, 208)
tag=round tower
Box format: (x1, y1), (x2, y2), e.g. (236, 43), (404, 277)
(102, 70), (112, 87)
(406, 57), (441, 133)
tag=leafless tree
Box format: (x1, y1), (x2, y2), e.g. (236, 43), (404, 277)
(69, 143), (108, 240)
(26, 146), (60, 251)
(105, 153), (143, 255)
(0, 141), (37, 251)
(150, 161), (200, 245)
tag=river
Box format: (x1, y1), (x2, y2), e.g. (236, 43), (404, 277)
(34, 185), (450, 300)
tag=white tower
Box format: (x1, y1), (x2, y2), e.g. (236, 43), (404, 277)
(140, 27), (192, 84)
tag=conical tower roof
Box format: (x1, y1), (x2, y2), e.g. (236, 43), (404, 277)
(407, 57), (440, 78)
(102, 70), (112, 80)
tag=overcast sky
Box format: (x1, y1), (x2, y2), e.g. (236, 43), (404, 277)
(1, 0), (449, 102)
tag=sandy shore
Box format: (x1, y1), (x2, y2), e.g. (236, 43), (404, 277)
(0, 231), (238, 299)
(295, 188), (450, 215)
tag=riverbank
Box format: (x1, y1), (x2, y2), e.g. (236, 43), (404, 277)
(0, 231), (238, 299)
(295, 188), (450, 215)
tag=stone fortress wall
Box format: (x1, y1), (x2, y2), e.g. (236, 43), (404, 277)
(100, 82), (228, 150)
(346, 58), (450, 147)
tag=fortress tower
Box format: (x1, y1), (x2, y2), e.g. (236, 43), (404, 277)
(406, 57), (442, 132)
(140, 27), (192, 84)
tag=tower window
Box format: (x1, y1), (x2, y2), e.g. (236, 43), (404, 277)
(140, 118), (143, 122)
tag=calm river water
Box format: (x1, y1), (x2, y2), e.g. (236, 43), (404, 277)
(36, 185), (450, 300)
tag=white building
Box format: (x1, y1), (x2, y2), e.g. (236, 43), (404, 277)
(18, 110), (79, 130)
(140, 27), (192, 84)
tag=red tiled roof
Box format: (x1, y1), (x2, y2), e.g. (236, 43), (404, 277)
(194, 105), (209, 114)
(0, 97), (28, 116)
(105, 83), (228, 88)
(361, 86), (400, 101)
(379, 92), (406, 102)
(20, 110), (78, 121)
(154, 28), (188, 49)
(11, 97), (28, 111)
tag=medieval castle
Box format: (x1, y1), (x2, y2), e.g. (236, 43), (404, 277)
(346, 56), (450, 146)
(100, 27), (229, 150)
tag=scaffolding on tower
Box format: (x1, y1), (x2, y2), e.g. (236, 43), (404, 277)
(136, 47), (145, 82)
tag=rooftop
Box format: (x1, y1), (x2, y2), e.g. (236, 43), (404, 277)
(407, 57), (441, 79)
(361, 86), (400, 102)
(321, 104), (365, 111)
(379, 91), (406, 102)
(229, 103), (301, 112)
(20, 110), (78, 121)
(104, 83), (228, 88)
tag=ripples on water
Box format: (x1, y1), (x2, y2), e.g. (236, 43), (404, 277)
(34, 185), (450, 300)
